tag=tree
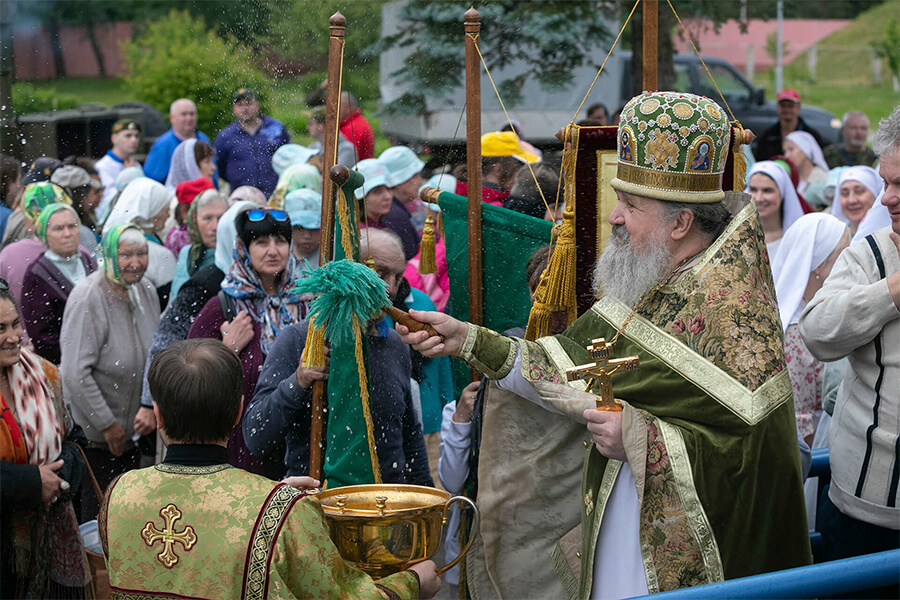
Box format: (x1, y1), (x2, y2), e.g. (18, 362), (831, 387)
(122, 10), (273, 136)
(872, 18), (900, 92)
(376, 0), (616, 114)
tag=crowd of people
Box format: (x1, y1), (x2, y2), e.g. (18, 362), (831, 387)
(0, 84), (897, 600)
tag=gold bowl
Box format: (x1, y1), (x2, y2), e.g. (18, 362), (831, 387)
(318, 484), (479, 579)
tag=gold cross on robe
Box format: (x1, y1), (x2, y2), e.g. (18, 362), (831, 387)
(566, 338), (640, 411)
(141, 503), (198, 568)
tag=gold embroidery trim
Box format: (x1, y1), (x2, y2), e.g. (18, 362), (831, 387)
(656, 421), (725, 585)
(243, 484), (303, 600)
(533, 336), (588, 391)
(617, 163), (723, 191)
(460, 323), (478, 362)
(663, 196), (755, 295)
(581, 459), (622, 600)
(154, 463), (232, 475)
(463, 326), (517, 379)
(140, 504), (197, 569)
(592, 298), (791, 426)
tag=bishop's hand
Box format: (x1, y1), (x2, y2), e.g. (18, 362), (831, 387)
(584, 408), (626, 461)
(396, 309), (468, 358)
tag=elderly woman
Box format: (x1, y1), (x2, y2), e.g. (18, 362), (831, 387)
(745, 161), (805, 257)
(188, 208), (305, 477)
(50, 165), (102, 251)
(831, 165), (882, 237)
(22, 204), (98, 364)
(0, 182), (73, 317)
(165, 178), (215, 256)
(164, 138), (216, 192)
(60, 224), (161, 520)
(772, 213), (849, 444)
(169, 189), (230, 300)
(783, 131), (829, 195)
(103, 177), (177, 304)
(0, 281), (88, 598)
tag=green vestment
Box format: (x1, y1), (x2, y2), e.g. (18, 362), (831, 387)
(99, 462), (419, 600)
(460, 194), (812, 597)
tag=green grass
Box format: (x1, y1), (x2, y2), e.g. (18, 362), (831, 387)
(18, 77), (133, 108)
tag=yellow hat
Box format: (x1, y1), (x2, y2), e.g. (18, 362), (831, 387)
(481, 131), (539, 164)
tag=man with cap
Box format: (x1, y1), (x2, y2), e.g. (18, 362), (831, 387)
(379, 146), (424, 260)
(215, 88), (290, 198)
(824, 110), (878, 169)
(142, 99), (213, 184)
(400, 92), (811, 596)
(95, 119), (142, 215)
(755, 89), (824, 162)
(456, 131), (540, 206)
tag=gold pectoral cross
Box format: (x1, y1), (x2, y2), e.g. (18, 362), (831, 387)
(566, 338), (640, 411)
(141, 503), (197, 569)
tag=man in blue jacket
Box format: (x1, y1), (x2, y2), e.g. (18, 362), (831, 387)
(214, 89), (290, 197)
(142, 99), (212, 183)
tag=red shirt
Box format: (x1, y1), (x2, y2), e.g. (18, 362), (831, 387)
(339, 110), (375, 161)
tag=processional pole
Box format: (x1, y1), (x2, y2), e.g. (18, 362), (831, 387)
(464, 8), (483, 332)
(309, 11), (347, 480)
(643, 0), (658, 91)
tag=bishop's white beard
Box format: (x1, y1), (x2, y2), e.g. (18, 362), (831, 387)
(592, 225), (673, 308)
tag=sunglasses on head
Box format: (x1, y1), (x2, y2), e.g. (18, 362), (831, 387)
(0, 278), (8, 292)
(247, 209), (288, 223)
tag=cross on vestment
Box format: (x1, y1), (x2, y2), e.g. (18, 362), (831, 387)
(141, 503), (198, 568)
(565, 338), (640, 411)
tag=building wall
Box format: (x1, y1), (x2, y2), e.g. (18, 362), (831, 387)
(13, 21), (133, 79)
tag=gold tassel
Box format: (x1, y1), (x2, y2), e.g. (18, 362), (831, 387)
(525, 125), (580, 340)
(335, 187), (354, 259)
(352, 314), (382, 483)
(418, 213), (437, 274)
(303, 319), (326, 369)
(732, 125), (749, 191)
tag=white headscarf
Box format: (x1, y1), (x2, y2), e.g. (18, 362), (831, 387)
(832, 166), (883, 226)
(785, 131), (828, 172)
(854, 190), (891, 239)
(104, 177), (172, 232)
(746, 161), (805, 233)
(772, 213), (847, 333)
(165, 138), (203, 192)
(214, 201), (255, 272)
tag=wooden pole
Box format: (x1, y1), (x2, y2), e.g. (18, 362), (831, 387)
(642, 0), (658, 92)
(309, 11), (346, 481)
(464, 7), (483, 332)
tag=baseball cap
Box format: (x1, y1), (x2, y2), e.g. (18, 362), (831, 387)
(233, 88), (257, 103)
(21, 157), (63, 186)
(354, 159), (390, 200)
(776, 89), (801, 104)
(272, 144), (321, 176)
(481, 131), (540, 164)
(51, 165), (102, 190)
(112, 119), (142, 134)
(378, 146), (425, 187)
(284, 189), (322, 230)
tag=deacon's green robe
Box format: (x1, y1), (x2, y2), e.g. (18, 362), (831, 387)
(459, 194), (812, 597)
(99, 455), (419, 600)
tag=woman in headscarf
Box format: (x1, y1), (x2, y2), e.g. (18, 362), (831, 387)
(188, 208), (306, 477)
(356, 159), (393, 230)
(164, 138), (216, 193)
(229, 185), (267, 206)
(0, 280), (89, 599)
(49, 165), (103, 252)
(60, 224), (160, 521)
(169, 189), (230, 301)
(165, 178), (215, 256)
(103, 177), (177, 305)
(772, 213), (849, 444)
(831, 165), (882, 237)
(784, 131), (829, 195)
(0, 183), (73, 316)
(745, 161), (806, 257)
(134, 202), (255, 453)
(21, 204), (98, 364)
(267, 162), (321, 210)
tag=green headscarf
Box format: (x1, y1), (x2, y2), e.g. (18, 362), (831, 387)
(21, 182), (71, 221)
(186, 190), (228, 276)
(101, 223), (144, 286)
(34, 203), (80, 246)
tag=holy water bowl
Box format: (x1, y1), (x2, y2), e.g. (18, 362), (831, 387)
(318, 484), (479, 579)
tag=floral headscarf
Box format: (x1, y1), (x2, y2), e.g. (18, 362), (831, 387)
(101, 223), (145, 286)
(21, 182), (71, 221)
(34, 203), (80, 247)
(268, 163), (322, 209)
(220, 236), (305, 354)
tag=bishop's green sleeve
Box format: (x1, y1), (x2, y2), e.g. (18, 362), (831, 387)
(458, 324), (519, 379)
(270, 496), (420, 599)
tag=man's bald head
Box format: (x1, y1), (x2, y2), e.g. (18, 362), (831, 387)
(170, 98), (198, 139)
(360, 228), (405, 300)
